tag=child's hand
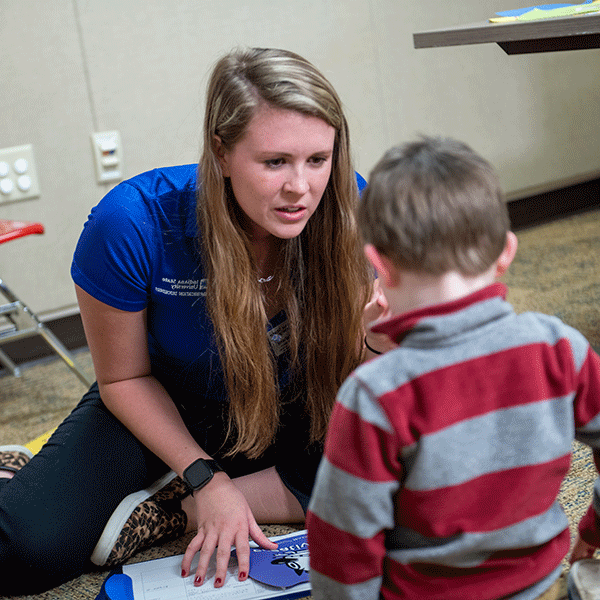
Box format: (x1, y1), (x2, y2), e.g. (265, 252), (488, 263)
(364, 280), (397, 355)
(364, 279), (389, 325)
(569, 534), (597, 563)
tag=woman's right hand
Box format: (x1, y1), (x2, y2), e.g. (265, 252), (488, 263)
(181, 472), (277, 588)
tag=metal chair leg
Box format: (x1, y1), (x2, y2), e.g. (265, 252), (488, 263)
(0, 278), (92, 387)
(0, 346), (22, 377)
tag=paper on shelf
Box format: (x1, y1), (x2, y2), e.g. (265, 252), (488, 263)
(489, 0), (600, 22)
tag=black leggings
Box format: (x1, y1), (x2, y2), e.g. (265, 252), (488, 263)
(0, 382), (319, 596)
(0, 384), (170, 595)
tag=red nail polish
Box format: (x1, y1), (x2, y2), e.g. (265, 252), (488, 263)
(181, 569), (187, 578)
(215, 578), (222, 585)
(239, 571), (247, 579)
(194, 575), (202, 586)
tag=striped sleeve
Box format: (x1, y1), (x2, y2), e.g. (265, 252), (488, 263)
(573, 346), (600, 439)
(573, 346), (600, 546)
(307, 376), (401, 599)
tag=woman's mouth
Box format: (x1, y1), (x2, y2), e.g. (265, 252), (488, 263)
(276, 206), (306, 221)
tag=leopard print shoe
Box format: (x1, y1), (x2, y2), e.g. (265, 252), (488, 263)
(102, 495), (188, 567)
(0, 445), (33, 475)
(91, 471), (190, 567)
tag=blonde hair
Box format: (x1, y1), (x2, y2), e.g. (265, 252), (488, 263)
(198, 48), (372, 458)
(359, 135), (509, 276)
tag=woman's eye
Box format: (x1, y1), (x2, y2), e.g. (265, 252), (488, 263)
(309, 156), (327, 166)
(265, 158), (284, 168)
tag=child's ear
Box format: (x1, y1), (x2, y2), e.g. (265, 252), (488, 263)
(364, 244), (401, 288)
(495, 231), (518, 278)
(213, 135), (230, 177)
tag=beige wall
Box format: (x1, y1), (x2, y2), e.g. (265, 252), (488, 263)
(1, 0), (599, 317)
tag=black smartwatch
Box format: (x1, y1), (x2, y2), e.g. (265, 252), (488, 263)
(182, 458), (225, 492)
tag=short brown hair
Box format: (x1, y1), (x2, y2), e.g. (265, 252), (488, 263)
(358, 136), (510, 276)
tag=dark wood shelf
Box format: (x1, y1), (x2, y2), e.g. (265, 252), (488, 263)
(413, 12), (600, 54)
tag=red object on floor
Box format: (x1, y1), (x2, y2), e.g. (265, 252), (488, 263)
(0, 219), (44, 244)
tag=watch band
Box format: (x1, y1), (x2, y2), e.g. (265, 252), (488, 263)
(182, 458), (225, 492)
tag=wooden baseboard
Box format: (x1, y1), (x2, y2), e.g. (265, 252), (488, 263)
(508, 176), (600, 230)
(1, 176), (598, 373)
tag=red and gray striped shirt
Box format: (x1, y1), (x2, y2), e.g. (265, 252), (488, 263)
(307, 283), (600, 600)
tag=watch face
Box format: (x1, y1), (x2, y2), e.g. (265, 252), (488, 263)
(184, 460), (214, 490)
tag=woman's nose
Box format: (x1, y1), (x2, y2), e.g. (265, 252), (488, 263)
(283, 169), (309, 195)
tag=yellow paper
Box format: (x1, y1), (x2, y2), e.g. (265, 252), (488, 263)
(490, 2), (600, 23)
(518, 4), (600, 19)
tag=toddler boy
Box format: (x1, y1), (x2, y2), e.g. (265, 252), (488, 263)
(307, 136), (600, 599)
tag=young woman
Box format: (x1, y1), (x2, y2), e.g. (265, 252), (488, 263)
(0, 47), (376, 594)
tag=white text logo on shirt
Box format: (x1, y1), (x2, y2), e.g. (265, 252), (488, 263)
(155, 278), (207, 297)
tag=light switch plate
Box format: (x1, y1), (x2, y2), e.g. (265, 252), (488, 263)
(91, 131), (123, 183)
(0, 144), (40, 204)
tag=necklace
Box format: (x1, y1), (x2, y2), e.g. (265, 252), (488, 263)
(258, 275), (274, 283)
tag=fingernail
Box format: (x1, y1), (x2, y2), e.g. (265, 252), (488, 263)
(181, 569), (187, 578)
(239, 571), (247, 579)
(194, 575), (202, 586)
(215, 578), (222, 585)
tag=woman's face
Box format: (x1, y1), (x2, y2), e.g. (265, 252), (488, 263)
(216, 102), (336, 242)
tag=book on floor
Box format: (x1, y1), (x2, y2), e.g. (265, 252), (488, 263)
(95, 529), (311, 600)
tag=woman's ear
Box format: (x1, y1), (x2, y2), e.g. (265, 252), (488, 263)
(364, 244), (401, 288)
(213, 135), (230, 177)
(495, 231), (518, 278)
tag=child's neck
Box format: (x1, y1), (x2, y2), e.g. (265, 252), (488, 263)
(386, 268), (496, 317)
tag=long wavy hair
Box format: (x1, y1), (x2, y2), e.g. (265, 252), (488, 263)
(198, 47), (372, 459)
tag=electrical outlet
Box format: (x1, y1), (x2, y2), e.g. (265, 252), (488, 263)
(91, 131), (123, 184)
(0, 144), (40, 204)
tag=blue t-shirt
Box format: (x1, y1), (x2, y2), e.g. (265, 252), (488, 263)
(71, 164), (366, 508)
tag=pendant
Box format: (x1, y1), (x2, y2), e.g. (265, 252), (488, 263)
(258, 275), (274, 283)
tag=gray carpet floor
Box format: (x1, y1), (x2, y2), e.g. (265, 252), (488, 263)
(1, 206), (599, 599)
